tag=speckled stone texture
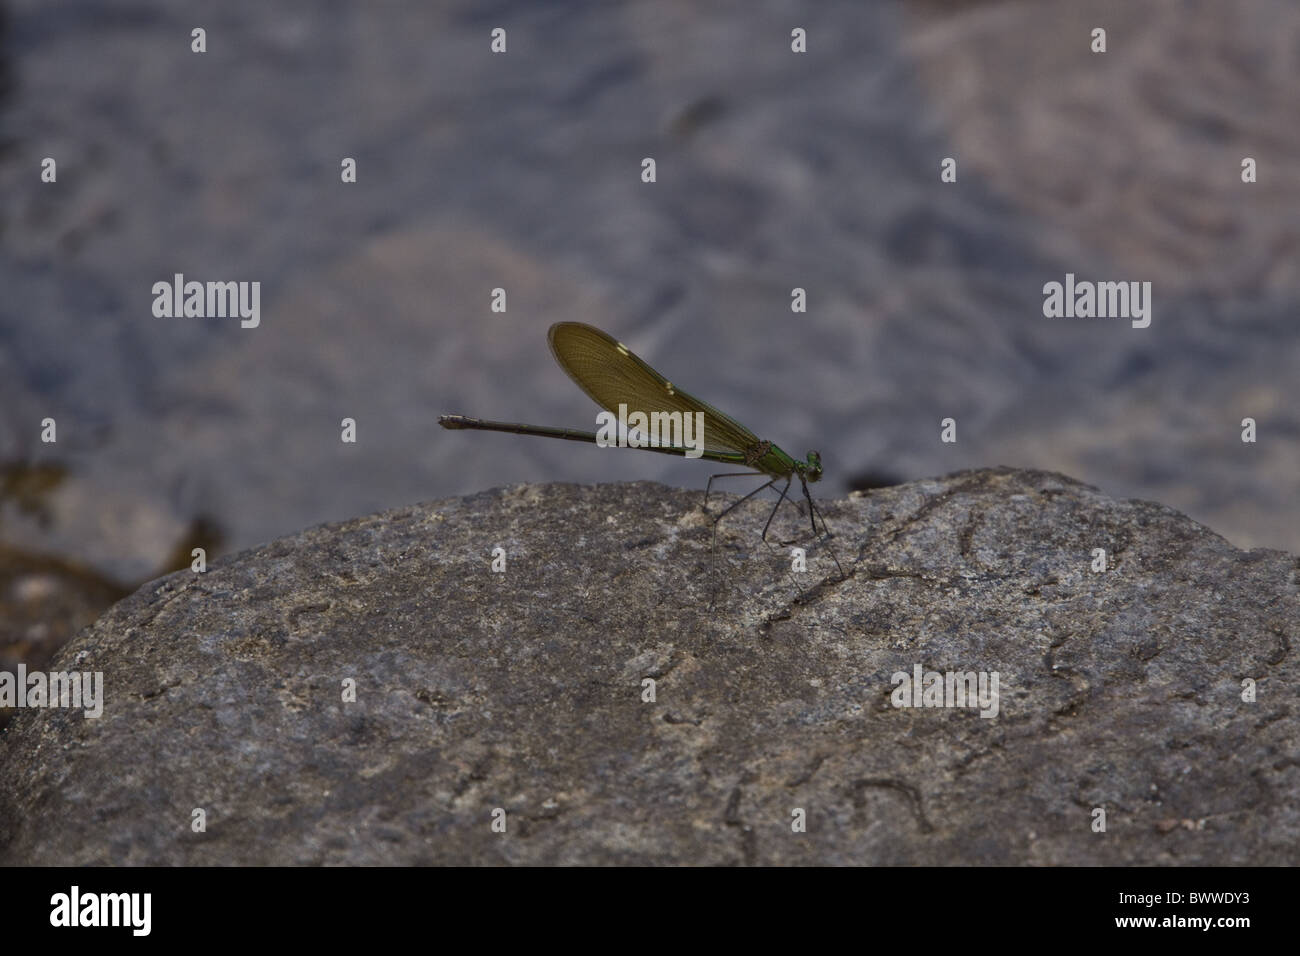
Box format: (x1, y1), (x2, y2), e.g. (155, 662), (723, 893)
(1, 469), (1295, 864)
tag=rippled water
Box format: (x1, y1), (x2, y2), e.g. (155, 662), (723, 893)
(1, 0), (1296, 604)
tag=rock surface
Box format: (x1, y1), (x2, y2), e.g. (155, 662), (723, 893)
(0, 469), (1295, 864)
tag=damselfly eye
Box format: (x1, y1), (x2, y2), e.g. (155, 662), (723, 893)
(806, 451), (823, 481)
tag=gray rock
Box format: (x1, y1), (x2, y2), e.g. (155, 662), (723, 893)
(0, 469), (1295, 864)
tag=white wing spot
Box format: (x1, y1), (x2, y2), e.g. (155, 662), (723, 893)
(665, 382), (675, 394)
(616, 344), (630, 356)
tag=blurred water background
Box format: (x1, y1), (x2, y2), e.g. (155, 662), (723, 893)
(1, 0), (1297, 677)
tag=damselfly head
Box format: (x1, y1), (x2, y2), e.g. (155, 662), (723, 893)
(804, 451), (823, 483)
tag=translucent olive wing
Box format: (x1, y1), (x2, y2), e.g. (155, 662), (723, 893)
(547, 322), (760, 455)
